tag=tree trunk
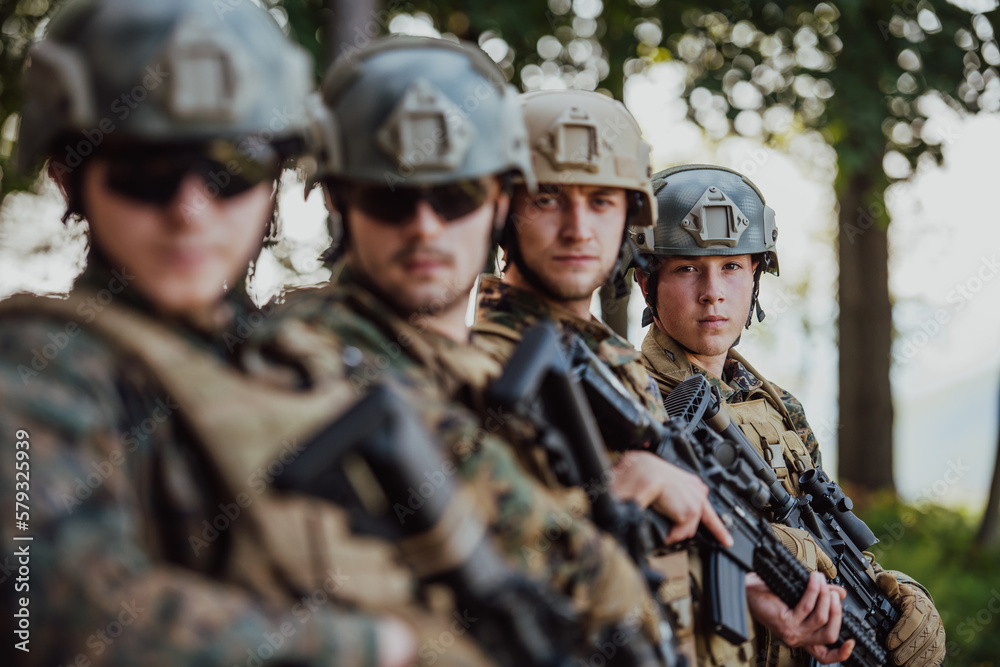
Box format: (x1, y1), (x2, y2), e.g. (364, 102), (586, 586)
(836, 170), (895, 494)
(326, 0), (378, 66)
(599, 283), (630, 339)
(975, 376), (1000, 549)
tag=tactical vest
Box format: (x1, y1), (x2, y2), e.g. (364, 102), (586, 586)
(640, 329), (816, 667)
(472, 292), (693, 664)
(1, 291), (491, 667)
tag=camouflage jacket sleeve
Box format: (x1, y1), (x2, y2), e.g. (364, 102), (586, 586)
(769, 381), (823, 469)
(0, 319), (381, 667)
(424, 391), (656, 636)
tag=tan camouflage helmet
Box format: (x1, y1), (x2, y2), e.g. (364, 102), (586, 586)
(16, 0), (313, 172)
(308, 35), (535, 190)
(518, 89), (654, 228)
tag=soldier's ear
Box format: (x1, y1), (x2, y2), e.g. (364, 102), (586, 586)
(635, 268), (650, 298)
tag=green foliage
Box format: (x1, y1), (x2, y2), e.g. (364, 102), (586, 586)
(862, 496), (1000, 666)
(0, 0), (58, 196)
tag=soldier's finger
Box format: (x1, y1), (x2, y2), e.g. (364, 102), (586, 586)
(816, 587), (843, 644)
(700, 501), (733, 547)
(805, 585), (833, 633)
(665, 515), (699, 544)
(792, 572), (824, 624)
(806, 639), (854, 665)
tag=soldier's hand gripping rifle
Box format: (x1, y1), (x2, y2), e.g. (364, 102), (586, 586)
(488, 323), (684, 667)
(565, 333), (900, 667)
(271, 384), (581, 667)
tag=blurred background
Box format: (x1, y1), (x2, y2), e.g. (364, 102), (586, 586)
(2, 0), (999, 662)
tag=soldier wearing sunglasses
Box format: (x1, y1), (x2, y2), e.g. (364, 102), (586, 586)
(0, 2), (497, 666)
(279, 36), (668, 647)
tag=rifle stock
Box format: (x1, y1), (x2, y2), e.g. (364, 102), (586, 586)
(271, 384), (581, 667)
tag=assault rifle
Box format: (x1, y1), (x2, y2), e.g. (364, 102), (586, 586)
(489, 323), (685, 667)
(272, 384), (661, 667)
(564, 332), (900, 667)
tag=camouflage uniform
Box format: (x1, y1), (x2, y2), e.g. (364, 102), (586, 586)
(640, 326), (821, 468)
(472, 275), (667, 422)
(636, 165), (945, 667)
(471, 278), (698, 664)
(276, 265), (659, 637)
(0, 261), (436, 667)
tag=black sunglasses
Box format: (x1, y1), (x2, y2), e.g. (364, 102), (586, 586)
(337, 178), (497, 225)
(103, 142), (279, 205)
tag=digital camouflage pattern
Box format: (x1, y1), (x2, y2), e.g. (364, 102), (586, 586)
(472, 275), (668, 423)
(639, 325), (821, 467)
(0, 260), (390, 667)
(640, 325), (945, 666)
(276, 265), (659, 636)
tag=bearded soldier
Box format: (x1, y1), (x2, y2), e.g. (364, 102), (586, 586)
(633, 165), (946, 666)
(0, 2), (506, 665)
(277, 36), (668, 651)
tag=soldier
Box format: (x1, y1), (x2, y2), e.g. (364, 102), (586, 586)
(469, 89), (736, 664)
(633, 165), (946, 666)
(279, 35), (667, 653)
(0, 1), (490, 665)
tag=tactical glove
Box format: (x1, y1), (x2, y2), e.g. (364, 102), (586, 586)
(875, 571), (946, 666)
(769, 523), (838, 579)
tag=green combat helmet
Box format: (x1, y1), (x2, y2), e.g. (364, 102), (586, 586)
(307, 35), (535, 259)
(17, 0), (313, 173)
(636, 165), (779, 327)
(501, 89), (654, 297)
(309, 35), (534, 189)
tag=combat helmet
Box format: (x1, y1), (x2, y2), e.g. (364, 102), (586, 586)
(502, 89), (655, 297)
(17, 0), (313, 172)
(637, 165), (779, 327)
(309, 36), (534, 190)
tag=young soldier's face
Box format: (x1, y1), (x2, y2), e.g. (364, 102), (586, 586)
(82, 160), (272, 315)
(343, 177), (506, 320)
(506, 184), (628, 308)
(643, 254), (757, 360)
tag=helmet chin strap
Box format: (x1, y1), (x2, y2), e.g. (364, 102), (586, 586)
(745, 263), (766, 329)
(640, 258), (765, 334)
(604, 191), (645, 300)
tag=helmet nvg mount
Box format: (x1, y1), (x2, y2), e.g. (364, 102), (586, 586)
(517, 89), (654, 226)
(637, 164), (779, 327)
(17, 0), (313, 172)
(638, 165), (778, 272)
(504, 89), (655, 298)
(309, 35), (535, 191)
